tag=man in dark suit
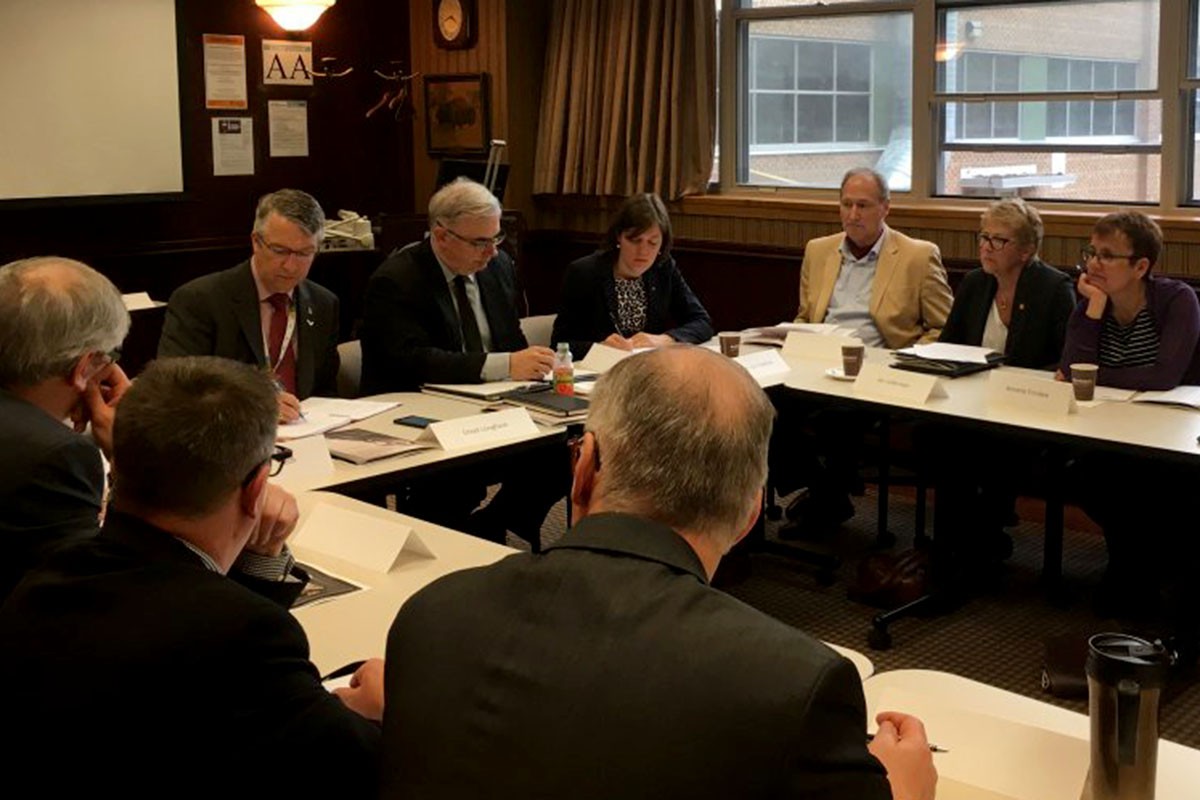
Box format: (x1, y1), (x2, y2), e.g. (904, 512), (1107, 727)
(0, 357), (383, 797)
(381, 346), (937, 800)
(0, 256), (131, 599)
(361, 177), (554, 393)
(159, 188), (340, 421)
(360, 178), (564, 546)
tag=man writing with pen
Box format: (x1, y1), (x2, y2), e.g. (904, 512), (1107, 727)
(158, 188), (341, 421)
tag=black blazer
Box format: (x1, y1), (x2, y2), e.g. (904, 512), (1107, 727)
(0, 511), (380, 797)
(158, 260), (341, 399)
(551, 250), (714, 359)
(382, 513), (890, 800)
(360, 239), (528, 393)
(940, 258), (1075, 370)
(0, 390), (104, 601)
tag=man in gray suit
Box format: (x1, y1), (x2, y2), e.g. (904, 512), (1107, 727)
(159, 188), (340, 421)
(381, 345), (937, 800)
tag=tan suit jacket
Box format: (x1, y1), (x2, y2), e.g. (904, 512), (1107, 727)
(796, 227), (953, 349)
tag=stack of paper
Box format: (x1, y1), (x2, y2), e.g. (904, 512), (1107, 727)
(277, 397), (400, 441)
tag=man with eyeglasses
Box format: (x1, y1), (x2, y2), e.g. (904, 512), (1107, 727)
(159, 188), (341, 422)
(0, 256), (132, 599)
(360, 178), (564, 546)
(0, 357), (383, 797)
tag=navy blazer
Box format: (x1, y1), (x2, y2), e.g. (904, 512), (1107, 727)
(158, 260), (341, 399)
(0, 511), (380, 797)
(551, 250), (714, 359)
(940, 258), (1075, 370)
(382, 512), (890, 799)
(0, 390), (103, 601)
(360, 239), (528, 393)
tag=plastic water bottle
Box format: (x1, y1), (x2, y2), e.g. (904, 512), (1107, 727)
(553, 342), (574, 396)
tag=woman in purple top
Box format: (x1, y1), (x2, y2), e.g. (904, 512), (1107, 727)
(1058, 211), (1200, 390)
(1063, 212), (1200, 668)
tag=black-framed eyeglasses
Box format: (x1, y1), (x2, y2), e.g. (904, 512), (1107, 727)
(438, 223), (506, 251)
(1080, 246), (1136, 266)
(569, 432), (600, 471)
(269, 444), (292, 477)
(254, 232), (318, 259)
(978, 233), (1014, 250)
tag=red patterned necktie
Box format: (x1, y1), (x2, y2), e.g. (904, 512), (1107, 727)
(267, 293), (297, 394)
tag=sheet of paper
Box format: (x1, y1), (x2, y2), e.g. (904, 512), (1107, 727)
(276, 412), (351, 441)
(904, 342), (996, 364)
(300, 397), (399, 421)
(579, 343), (631, 373)
(423, 381), (538, 401)
(871, 686), (1088, 800)
(262, 39), (313, 86)
(120, 292), (159, 311)
(734, 348), (791, 386)
(293, 501), (432, 574)
(1132, 385), (1200, 408)
(268, 100), (309, 157)
(211, 117), (254, 176)
(274, 434), (335, 486)
(202, 34), (247, 110)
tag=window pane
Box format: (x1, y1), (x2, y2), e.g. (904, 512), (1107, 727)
(940, 151), (1161, 203)
(943, 100), (1158, 144)
(754, 38), (795, 90)
(964, 53), (993, 92)
(796, 95), (834, 142)
(937, 1), (1158, 93)
(994, 55), (1020, 92)
(1093, 62), (1116, 91)
(739, 0), (907, 6)
(837, 44), (871, 92)
(836, 95), (870, 142)
(755, 94), (795, 143)
(796, 41), (834, 90)
(741, 13), (912, 190)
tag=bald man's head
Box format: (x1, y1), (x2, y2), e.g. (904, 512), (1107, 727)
(585, 346), (775, 546)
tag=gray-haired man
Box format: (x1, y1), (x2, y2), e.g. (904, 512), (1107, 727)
(159, 188), (341, 420)
(0, 256), (131, 598)
(381, 345), (937, 800)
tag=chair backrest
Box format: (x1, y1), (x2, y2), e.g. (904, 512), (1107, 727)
(337, 339), (362, 398)
(520, 314), (556, 348)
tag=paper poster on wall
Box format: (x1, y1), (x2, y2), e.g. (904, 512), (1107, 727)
(262, 40), (313, 86)
(211, 117), (254, 176)
(268, 100), (309, 157)
(203, 34), (247, 110)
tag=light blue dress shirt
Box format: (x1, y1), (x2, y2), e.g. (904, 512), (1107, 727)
(825, 232), (886, 347)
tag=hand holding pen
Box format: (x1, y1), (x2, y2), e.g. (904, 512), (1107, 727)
(271, 377), (304, 423)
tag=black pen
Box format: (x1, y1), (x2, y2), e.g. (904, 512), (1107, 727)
(865, 732), (949, 753)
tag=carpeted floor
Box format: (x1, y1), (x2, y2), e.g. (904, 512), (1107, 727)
(522, 489), (1200, 750)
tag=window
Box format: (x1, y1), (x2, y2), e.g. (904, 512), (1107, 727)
(736, 10), (913, 189)
(750, 37), (872, 148)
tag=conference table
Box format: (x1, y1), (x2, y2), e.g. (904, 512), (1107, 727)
(864, 669), (1200, 800)
(289, 491), (875, 681)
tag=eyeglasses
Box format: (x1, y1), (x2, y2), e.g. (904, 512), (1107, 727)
(269, 444), (292, 477)
(1080, 246), (1136, 267)
(96, 346), (122, 365)
(978, 233), (1014, 251)
(254, 232), (318, 259)
(438, 223), (506, 251)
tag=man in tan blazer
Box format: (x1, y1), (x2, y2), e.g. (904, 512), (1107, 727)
(796, 169), (952, 349)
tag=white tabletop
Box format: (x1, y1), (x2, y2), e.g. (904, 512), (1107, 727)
(291, 492), (874, 681)
(274, 392), (566, 493)
(863, 669), (1200, 800)
(779, 347), (1200, 459)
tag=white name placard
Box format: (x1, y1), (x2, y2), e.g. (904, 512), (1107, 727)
(734, 348), (791, 386)
(293, 501), (433, 573)
(273, 434), (335, 491)
(418, 407), (538, 451)
(853, 362), (948, 405)
(782, 332), (862, 363)
(986, 370), (1075, 417)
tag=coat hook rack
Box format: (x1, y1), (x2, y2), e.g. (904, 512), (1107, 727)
(312, 56), (353, 78)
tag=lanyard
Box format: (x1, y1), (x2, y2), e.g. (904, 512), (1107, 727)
(264, 300), (297, 374)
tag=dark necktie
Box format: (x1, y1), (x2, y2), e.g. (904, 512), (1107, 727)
(453, 276), (485, 354)
(267, 293), (297, 394)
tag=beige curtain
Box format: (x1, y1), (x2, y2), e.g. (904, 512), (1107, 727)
(533, 0), (716, 200)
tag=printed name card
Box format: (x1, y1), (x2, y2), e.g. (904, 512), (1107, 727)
(852, 362), (948, 405)
(734, 348), (791, 386)
(986, 371), (1075, 417)
(418, 407), (538, 451)
(293, 501), (433, 573)
(782, 332), (862, 363)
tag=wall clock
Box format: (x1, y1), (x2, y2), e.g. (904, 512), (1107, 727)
(434, 0), (477, 50)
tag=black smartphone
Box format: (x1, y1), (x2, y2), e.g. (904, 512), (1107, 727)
(394, 414), (438, 428)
